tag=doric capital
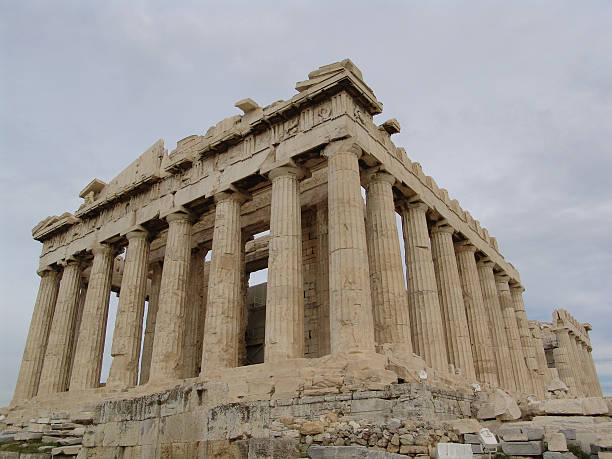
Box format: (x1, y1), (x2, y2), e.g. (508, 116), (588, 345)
(510, 283), (525, 293)
(91, 242), (115, 257)
(362, 169), (396, 188)
(322, 139), (362, 159)
(494, 273), (510, 284)
(268, 165), (306, 182)
(126, 228), (149, 241)
(454, 241), (477, 254)
(37, 265), (60, 278)
(402, 200), (429, 214)
(165, 211), (192, 225)
(431, 221), (455, 235)
(214, 190), (249, 205)
(476, 258), (495, 269)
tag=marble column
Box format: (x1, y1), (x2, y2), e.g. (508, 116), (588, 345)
(201, 192), (245, 374)
(477, 259), (515, 392)
(577, 340), (595, 396)
(67, 281), (87, 385)
(365, 171), (412, 353)
(510, 284), (542, 396)
(552, 327), (577, 393)
(38, 259), (83, 395)
(12, 267), (60, 402)
(324, 143), (375, 353)
(183, 248), (206, 378)
(265, 166), (304, 362)
(455, 243), (498, 386)
(107, 229), (150, 388)
(139, 261), (163, 385)
(430, 224), (475, 380)
(149, 212), (193, 383)
(568, 333), (587, 397)
(70, 244), (115, 390)
(530, 322), (552, 387)
(496, 274), (532, 393)
(400, 201), (448, 371)
(316, 202), (330, 357)
(585, 344), (603, 397)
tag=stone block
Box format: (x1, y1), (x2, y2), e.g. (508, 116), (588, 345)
(523, 425), (545, 441)
(547, 433), (569, 452)
(464, 434), (480, 444)
(21, 454), (51, 459)
(14, 431), (43, 441)
(476, 389), (520, 420)
(435, 443), (473, 458)
(471, 444), (484, 454)
(446, 419), (482, 435)
(543, 452), (577, 459)
(499, 425), (528, 441)
(307, 445), (405, 458)
(351, 398), (393, 414)
(501, 440), (544, 456)
(540, 399), (584, 415)
(582, 398), (609, 415)
(0, 453), (19, 459)
(248, 438), (301, 458)
(561, 429), (577, 441)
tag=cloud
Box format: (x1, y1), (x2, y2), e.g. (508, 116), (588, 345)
(1, 1), (612, 405)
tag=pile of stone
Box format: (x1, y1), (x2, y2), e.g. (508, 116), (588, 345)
(0, 411), (92, 457)
(270, 413), (469, 456)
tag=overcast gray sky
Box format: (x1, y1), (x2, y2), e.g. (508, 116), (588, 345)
(1, 1), (611, 406)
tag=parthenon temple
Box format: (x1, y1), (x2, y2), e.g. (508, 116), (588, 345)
(4, 59), (605, 457)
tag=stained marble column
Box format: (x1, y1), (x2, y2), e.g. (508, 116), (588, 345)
(201, 192), (246, 374)
(530, 322), (552, 388)
(400, 201), (448, 371)
(324, 143), (375, 353)
(107, 229), (150, 388)
(477, 259), (515, 392)
(70, 244), (115, 390)
(455, 243), (497, 386)
(430, 224), (475, 380)
(585, 344), (603, 397)
(496, 274), (532, 393)
(510, 284), (542, 396)
(38, 259), (83, 395)
(316, 202), (330, 357)
(265, 166), (304, 362)
(149, 212), (193, 383)
(568, 333), (587, 397)
(139, 261), (163, 385)
(12, 267), (60, 402)
(552, 327), (577, 393)
(183, 248), (206, 378)
(365, 171), (411, 353)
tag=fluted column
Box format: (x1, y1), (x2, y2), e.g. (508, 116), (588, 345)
(552, 326), (577, 394)
(183, 248), (206, 378)
(568, 333), (587, 397)
(529, 321), (552, 388)
(107, 229), (150, 388)
(149, 212), (193, 383)
(496, 274), (531, 393)
(70, 244), (115, 390)
(201, 192), (245, 374)
(430, 224), (475, 380)
(477, 260), (515, 392)
(316, 202), (330, 357)
(365, 171), (412, 352)
(264, 166), (304, 361)
(12, 267), (60, 402)
(38, 260), (83, 395)
(576, 339), (594, 396)
(139, 261), (162, 385)
(510, 284), (542, 396)
(455, 243), (497, 386)
(324, 143), (375, 353)
(400, 201), (448, 371)
(585, 344), (603, 397)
